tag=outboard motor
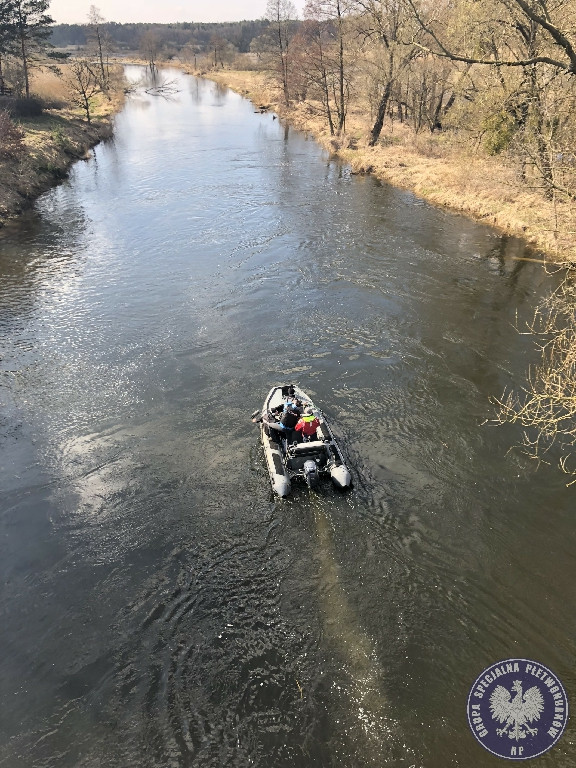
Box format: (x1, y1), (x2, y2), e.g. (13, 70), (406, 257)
(303, 459), (320, 489)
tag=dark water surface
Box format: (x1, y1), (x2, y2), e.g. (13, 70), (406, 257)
(1, 67), (575, 767)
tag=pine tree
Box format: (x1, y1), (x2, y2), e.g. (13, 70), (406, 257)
(12, 0), (54, 98)
(0, 0), (18, 92)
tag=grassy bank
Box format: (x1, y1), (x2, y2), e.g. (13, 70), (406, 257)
(0, 67), (124, 229)
(205, 69), (574, 262)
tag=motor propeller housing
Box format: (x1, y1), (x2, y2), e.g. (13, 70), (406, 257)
(303, 459), (320, 489)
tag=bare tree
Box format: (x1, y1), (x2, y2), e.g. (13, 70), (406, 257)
(209, 33), (237, 68)
(265, 0), (298, 103)
(351, 0), (419, 144)
(493, 270), (576, 483)
(66, 58), (101, 123)
(402, 0), (576, 197)
(405, 0), (576, 75)
(87, 5), (112, 91)
(139, 29), (161, 72)
(305, 0), (355, 134)
(294, 18), (337, 131)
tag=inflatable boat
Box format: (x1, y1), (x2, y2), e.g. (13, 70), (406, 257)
(253, 384), (352, 497)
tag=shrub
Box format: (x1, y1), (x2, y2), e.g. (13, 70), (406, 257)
(0, 111), (25, 159)
(483, 110), (517, 155)
(12, 97), (44, 117)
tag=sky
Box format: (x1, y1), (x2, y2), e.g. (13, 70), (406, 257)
(48, 0), (306, 25)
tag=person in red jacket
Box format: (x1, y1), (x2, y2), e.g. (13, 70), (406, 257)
(295, 407), (320, 441)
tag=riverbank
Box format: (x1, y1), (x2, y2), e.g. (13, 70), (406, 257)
(0, 69), (123, 229)
(204, 69), (575, 262)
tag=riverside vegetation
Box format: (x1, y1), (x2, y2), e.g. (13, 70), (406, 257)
(193, 0), (576, 265)
(204, 67), (566, 259)
(203, 62), (576, 482)
(0, 1), (124, 227)
(6, 0), (576, 260)
(0, 65), (124, 227)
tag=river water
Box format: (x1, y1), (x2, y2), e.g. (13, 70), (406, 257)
(1, 67), (574, 767)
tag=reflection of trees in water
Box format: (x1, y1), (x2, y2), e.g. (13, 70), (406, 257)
(124, 64), (180, 99)
(493, 265), (576, 482)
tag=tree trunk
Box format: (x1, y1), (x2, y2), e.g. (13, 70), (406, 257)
(17, 10), (30, 98)
(369, 80), (392, 146)
(430, 89), (445, 132)
(83, 94), (91, 123)
(338, 20), (345, 133)
(322, 68), (335, 135)
(96, 28), (106, 87)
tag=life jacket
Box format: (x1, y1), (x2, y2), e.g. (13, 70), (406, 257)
(298, 414), (319, 435)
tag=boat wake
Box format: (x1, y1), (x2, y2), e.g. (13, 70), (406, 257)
(311, 500), (415, 766)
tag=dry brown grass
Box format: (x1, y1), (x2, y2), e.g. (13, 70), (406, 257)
(30, 63), (125, 119)
(0, 64), (125, 227)
(206, 68), (576, 262)
(30, 67), (70, 104)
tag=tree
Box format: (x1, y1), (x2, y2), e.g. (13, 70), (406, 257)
(139, 28), (161, 71)
(405, 0), (576, 76)
(0, 0), (18, 92)
(305, 0), (355, 134)
(87, 5), (112, 90)
(493, 273), (576, 483)
(350, 0), (419, 144)
(66, 57), (100, 122)
(403, 0), (576, 199)
(265, 0), (298, 103)
(209, 32), (236, 68)
(12, 0), (54, 98)
(293, 18), (337, 131)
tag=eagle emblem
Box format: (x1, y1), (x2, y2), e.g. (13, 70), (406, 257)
(490, 680), (544, 741)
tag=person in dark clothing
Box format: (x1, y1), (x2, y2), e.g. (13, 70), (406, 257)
(271, 398), (303, 417)
(264, 404), (300, 442)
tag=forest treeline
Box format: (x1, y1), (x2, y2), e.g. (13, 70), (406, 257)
(49, 19), (271, 56)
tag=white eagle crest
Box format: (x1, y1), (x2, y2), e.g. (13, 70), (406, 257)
(490, 680), (544, 740)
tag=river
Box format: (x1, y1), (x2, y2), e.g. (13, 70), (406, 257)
(0, 66), (574, 767)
